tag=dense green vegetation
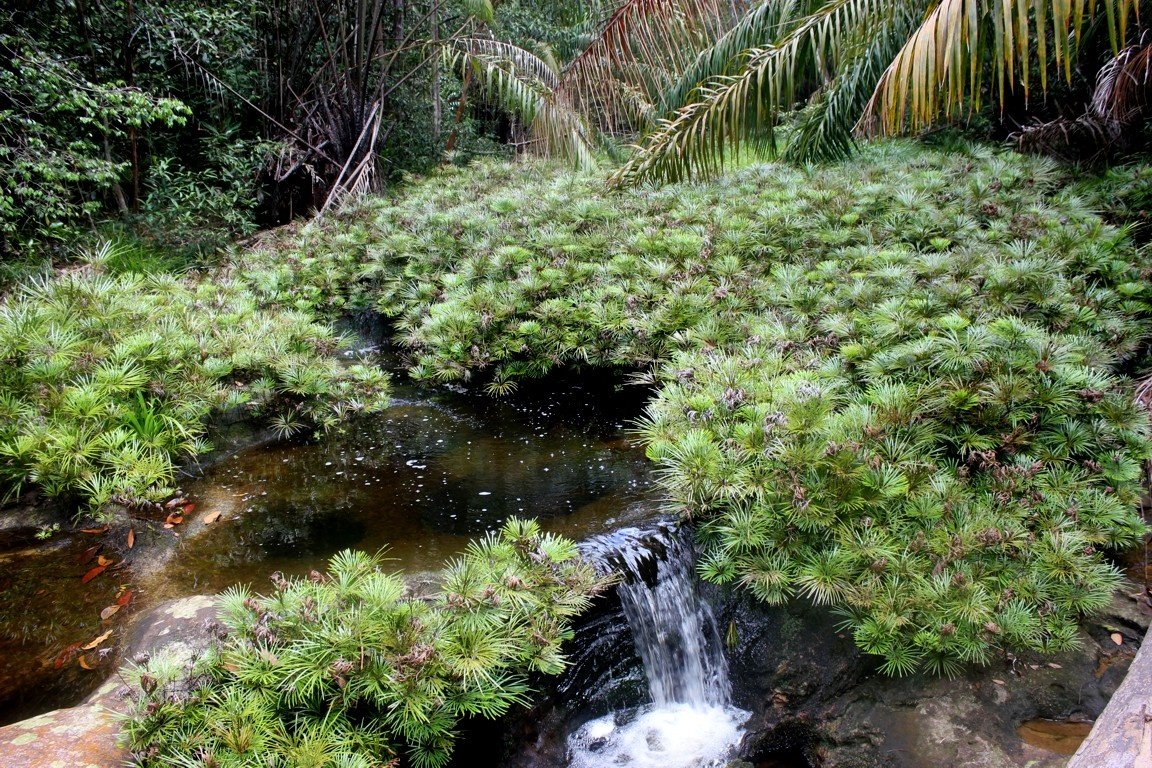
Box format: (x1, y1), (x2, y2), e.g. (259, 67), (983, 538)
(0, 0), (601, 263)
(244, 140), (1152, 673)
(4, 0), (1150, 764)
(120, 519), (604, 768)
(8, 0), (1149, 267)
(0, 248), (389, 513)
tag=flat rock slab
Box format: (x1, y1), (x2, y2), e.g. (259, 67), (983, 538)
(0, 704), (122, 768)
(0, 594), (220, 768)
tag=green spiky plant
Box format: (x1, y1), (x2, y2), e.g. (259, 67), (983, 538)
(238, 139), (1152, 674)
(119, 518), (606, 768)
(0, 246), (390, 513)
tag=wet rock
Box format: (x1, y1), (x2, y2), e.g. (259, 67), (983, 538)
(723, 590), (1151, 768)
(0, 704), (122, 768)
(1066, 623), (1152, 767)
(0, 594), (221, 768)
(84, 594), (221, 709)
(497, 586), (647, 768)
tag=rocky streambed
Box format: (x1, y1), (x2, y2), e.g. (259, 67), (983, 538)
(0, 362), (1147, 768)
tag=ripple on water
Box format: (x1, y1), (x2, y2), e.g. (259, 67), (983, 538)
(149, 374), (656, 598)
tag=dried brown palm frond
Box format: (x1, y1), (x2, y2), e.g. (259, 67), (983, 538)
(1013, 36), (1152, 160)
(860, 0), (1141, 137)
(560, 0), (742, 134)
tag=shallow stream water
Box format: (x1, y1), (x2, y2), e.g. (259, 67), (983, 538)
(0, 365), (658, 725)
(149, 372), (656, 598)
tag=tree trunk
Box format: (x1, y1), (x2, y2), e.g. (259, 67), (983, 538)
(1068, 629), (1152, 768)
(430, 0), (442, 146)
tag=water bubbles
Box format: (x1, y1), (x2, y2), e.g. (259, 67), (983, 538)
(478, 491), (491, 496)
(567, 704), (746, 768)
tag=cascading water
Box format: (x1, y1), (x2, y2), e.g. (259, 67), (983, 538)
(567, 524), (749, 768)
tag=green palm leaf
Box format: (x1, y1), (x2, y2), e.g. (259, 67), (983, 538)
(445, 38), (596, 168)
(861, 0), (1140, 135)
(613, 0), (902, 184)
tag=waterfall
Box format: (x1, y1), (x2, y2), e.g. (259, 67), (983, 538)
(567, 523), (748, 768)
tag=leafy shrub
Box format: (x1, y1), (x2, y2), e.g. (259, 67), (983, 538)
(120, 519), (604, 768)
(642, 317), (1149, 675)
(134, 128), (279, 257)
(0, 257), (390, 512)
(0, 33), (189, 257)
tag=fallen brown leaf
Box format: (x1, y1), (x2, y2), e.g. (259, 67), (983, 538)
(202, 511), (222, 525)
(1111, 632), (1124, 646)
(96, 554), (112, 567)
(78, 544), (101, 565)
(99, 605), (120, 621)
(116, 589), (135, 607)
(127, 528), (135, 549)
(81, 564), (108, 583)
(53, 643), (81, 669)
(80, 526), (109, 535)
(81, 629), (112, 650)
(78, 654), (97, 670)
(165, 512), (183, 526)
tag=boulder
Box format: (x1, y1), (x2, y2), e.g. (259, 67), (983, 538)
(0, 705), (122, 768)
(728, 591), (1151, 768)
(0, 595), (220, 768)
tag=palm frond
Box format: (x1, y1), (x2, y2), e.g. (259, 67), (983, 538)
(1013, 36), (1152, 158)
(446, 38), (595, 167)
(561, 0), (736, 133)
(656, 0), (819, 114)
(784, 2), (923, 161)
(861, 0), (1142, 136)
(1092, 36), (1152, 122)
(612, 0), (898, 184)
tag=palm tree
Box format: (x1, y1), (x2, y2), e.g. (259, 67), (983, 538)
(614, 0), (1145, 183)
(473, 0), (1146, 182)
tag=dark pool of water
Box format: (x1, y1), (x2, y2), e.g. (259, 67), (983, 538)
(0, 364), (658, 727)
(0, 523), (136, 724)
(145, 371), (657, 600)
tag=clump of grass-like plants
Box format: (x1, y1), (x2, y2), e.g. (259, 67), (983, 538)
(119, 518), (605, 768)
(247, 139), (1152, 674)
(0, 257), (389, 513)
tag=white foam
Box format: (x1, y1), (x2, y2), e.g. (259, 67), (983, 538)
(568, 703), (747, 768)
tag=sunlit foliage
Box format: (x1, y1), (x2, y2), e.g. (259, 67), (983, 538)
(120, 519), (605, 768)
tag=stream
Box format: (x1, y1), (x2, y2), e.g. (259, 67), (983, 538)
(0, 364), (658, 728)
(0, 354), (1103, 768)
